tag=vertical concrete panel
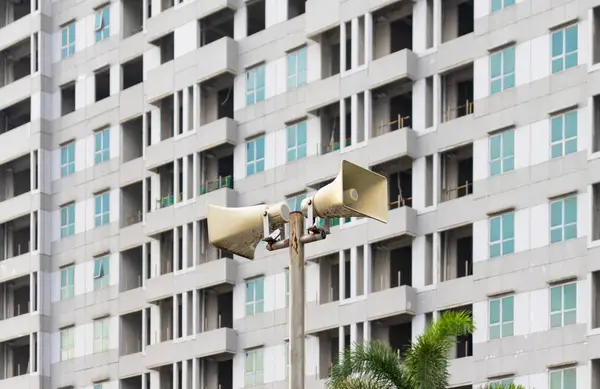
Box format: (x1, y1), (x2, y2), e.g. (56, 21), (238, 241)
(232, 353), (244, 388)
(110, 3), (120, 37)
(577, 192), (588, 238)
(514, 208), (530, 253)
(234, 7), (247, 41)
(109, 252), (119, 287)
(577, 20), (588, 66)
(576, 279), (588, 325)
(174, 20), (198, 58)
(530, 34), (550, 82)
(109, 316), (119, 349)
(514, 292), (529, 336)
(514, 125), (530, 170)
(306, 262), (319, 303)
(529, 204), (548, 249)
(473, 138), (488, 181)
(265, 60), (276, 100)
(412, 157), (426, 210)
(264, 274), (275, 312)
(233, 74), (245, 112)
(274, 128), (286, 167)
(75, 76), (86, 110)
(472, 300), (487, 343)
(412, 0), (427, 52)
(74, 325), (85, 357)
(275, 57), (286, 96)
(272, 272), (284, 310)
(233, 143), (245, 181)
(473, 56), (488, 101)
(265, 131), (277, 171)
(412, 79), (425, 131)
(74, 201), (85, 234)
(515, 40), (531, 87)
(307, 41), (321, 82)
(412, 235), (425, 287)
(472, 219), (487, 263)
(529, 288), (549, 333)
(474, 0), (489, 18)
(530, 119), (549, 166)
(110, 188), (119, 223)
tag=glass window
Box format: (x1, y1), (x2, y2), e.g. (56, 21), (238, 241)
(489, 379), (514, 389)
(61, 142), (76, 177)
(489, 212), (515, 258)
(489, 295), (514, 339)
(550, 110), (577, 159)
(246, 65), (266, 106)
(60, 203), (75, 238)
(93, 318), (110, 353)
(95, 6), (110, 42)
(490, 46), (515, 95)
(244, 348), (264, 387)
(550, 282), (577, 328)
(246, 136), (265, 176)
(551, 24), (578, 74)
(94, 192), (110, 227)
(93, 256), (110, 290)
(287, 193), (306, 212)
(60, 327), (75, 361)
(61, 23), (76, 59)
(550, 368), (576, 389)
(60, 267), (75, 300)
(550, 196), (577, 243)
(94, 384), (105, 389)
(284, 341), (290, 378)
(285, 269), (290, 307)
(94, 128), (110, 164)
(491, 0), (515, 12)
(245, 278), (264, 316)
(287, 47), (307, 89)
(489, 130), (514, 176)
(287, 121), (307, 162)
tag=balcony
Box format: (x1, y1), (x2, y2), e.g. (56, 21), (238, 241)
(145, 327), (237, 369)
(195, 117), (237, 153)
(306, 285), (416, 334)
(146, 37), (238, 103)
(0, 123), (29, 163)
(145, 257), (236, 302)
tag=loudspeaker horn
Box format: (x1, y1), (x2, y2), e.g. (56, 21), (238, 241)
(207, 202), (291, 260)
(302, 160), (388, 223)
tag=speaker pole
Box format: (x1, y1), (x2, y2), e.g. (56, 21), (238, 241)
(289, 211), (305, 389)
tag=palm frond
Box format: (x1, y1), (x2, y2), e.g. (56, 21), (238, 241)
(326, 341), (407, 389)
(402, 310), (475, 389)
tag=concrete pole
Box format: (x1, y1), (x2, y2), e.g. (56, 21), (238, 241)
(289, 211), (305, 389)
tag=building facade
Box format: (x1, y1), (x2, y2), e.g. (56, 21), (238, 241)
(0, 0), (599, 388)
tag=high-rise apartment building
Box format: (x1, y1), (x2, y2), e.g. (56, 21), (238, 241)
(0, 0), (599, 388)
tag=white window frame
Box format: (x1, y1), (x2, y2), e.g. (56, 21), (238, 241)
(94, 191), (110, 227)
(60, 203), (75, 238)
(93, 317), (110, 353)
(60, 266), (75, 300)
(61, 141), (75, 177)
(245, 278), (264, 316)
(244, 348), (264, 387)
(61, 23), (76, 59)
(60, 327), (75, 361)
(94, 128), (110, 164)
(287, 47), (307, 89)
(94, 6), (110, 42)
(549, 367), (577, 389)
(93, 256), (110, 290)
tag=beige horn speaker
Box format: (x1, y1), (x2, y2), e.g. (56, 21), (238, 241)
(206, 202), (291, 260)
(301, 160), (389, 223)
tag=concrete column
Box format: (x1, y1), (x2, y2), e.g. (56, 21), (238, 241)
(173, 227), (179, 272)
(365, 13), (373, 65)
(174, 91), (180, 136)
(363, 244), (372, 296)
(351, 94), (358, 147)
(142, 371), (148, 389)
(30, 212), (37, 253)
(182, 359), (188, 389)
(182, 291), (188, 337)
(433, 232), (440, 284)
(340, 22), (346, 74)
(142, 308), (147, 352)
(142, 0), (148, 29)
(192, 152), (199, 198)
(364, 89), (372, 141)
(192, 289), (198, 335)
(351, 18), (359, 69)
(29, 272), (36, 312)
(151, 110), (160, 144)
(432, 152), (440, 205)
(193, 84), (200, 129)
(350, 323), (358, 348)
(142, 178), (148, 220)
(192, 357), (199, 389)
(174, 160), (180, 205)
(192, 221), (198, 267)
(340, 99), (346, 150)
(350, 246), (358, 298)
(338, 326), (345, 357)
(182, 157), (189, 201)
(183, 88), (190, 133)
(433, 0), (442, 47)
(142, 113), (148, 158)
(363, 320), (371, 343)
(173, 362), (178, 389)
(339, 251), (345, 301)
(142, 243), (148, 287)
(173, 294), (179, 339)
(433, 73), (441, 125)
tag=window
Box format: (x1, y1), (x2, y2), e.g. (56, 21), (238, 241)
(246, 136), (265, 176)
(61, 142), (75, 177)
(551, 24), (578, 74)
(244, 348), (264, 387)
(287, 47), (307, 89)
(94, 384), (106, 389)
(246, 65), (265, 106)
(550, 196), (577, 243)
(489, 295), (514, 339)
(60, 203), (75, 238)
(94, 192), (110, 227)
(490, 379), (514, 389)
(94, 6), (110, 42)
(245, 278), (264, 316)
(287, 121), (307, 162)
(60, 267), (75, 300)
(489, 130), (514, 176)
(61, 23), (76, 59)
(93, 318), (110, 353)
(550, 368), (576, 389)
(551, 110), (577, 159)
(93, 256), (110, 290)
(285, 269), (290, 307)
(491, 0), (514, 12)
(284, 341), (290, 378)
(550, 282), (577, 328)
(94, 128), (110, 164)
(287, 193), (306, 212)
(490, 46), (515, 95)
(60, 327), (75, 361)
(489, 212), (515, 258)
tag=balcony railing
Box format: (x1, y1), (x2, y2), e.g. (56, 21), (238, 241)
(319, 138), (352, 155)
(376, 115), (411, 137)
(124, 210), (142, 226)
(442, 99), (474, 122)
(442, 181), (473, 202)
(389, 196), (412, 210)
(199, 175), (233, 195)
(156, 193), (182, 209)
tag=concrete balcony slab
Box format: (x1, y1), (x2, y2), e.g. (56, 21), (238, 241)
(0, 313), (40, 343)
(194, 117), (237, 152)
(0, 75), (32, 111)
(0, 123), (30, 165)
